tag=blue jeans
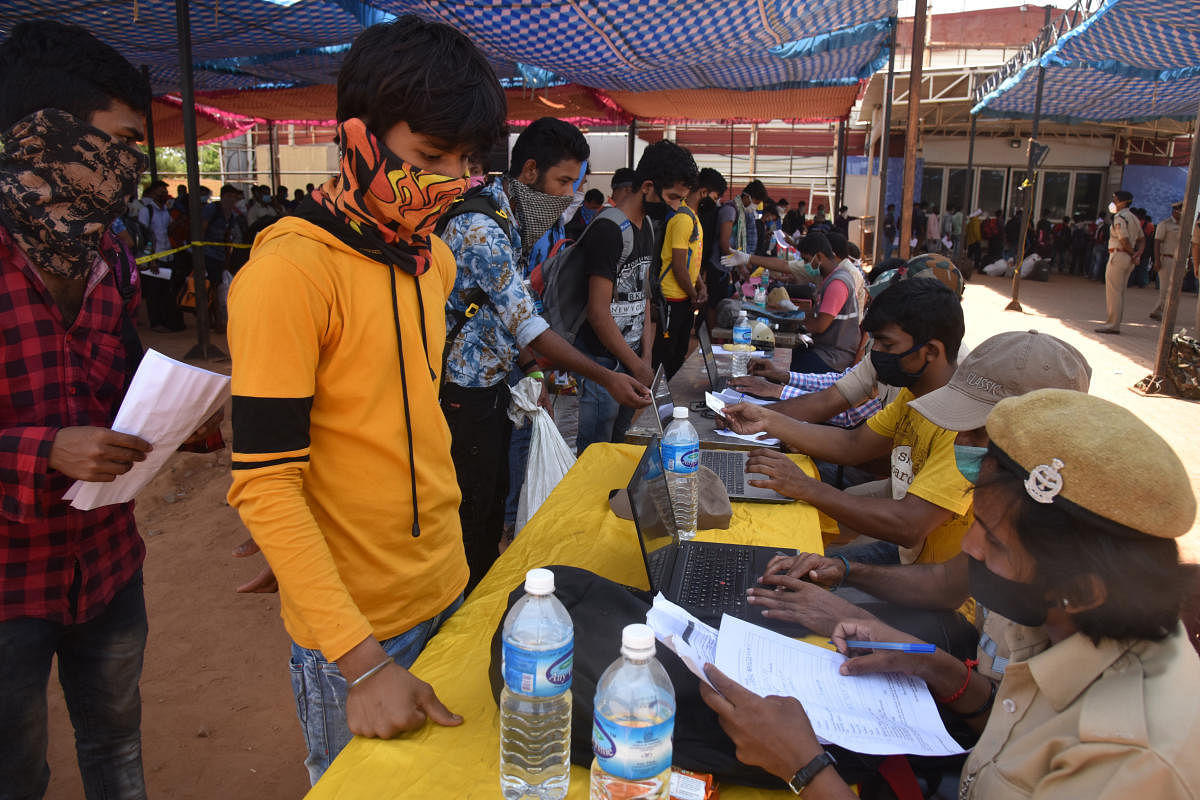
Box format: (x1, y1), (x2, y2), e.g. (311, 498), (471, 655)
(288, 595), (464, 785)
(0, 573), (148, 800)
(574, 354), (636, 455)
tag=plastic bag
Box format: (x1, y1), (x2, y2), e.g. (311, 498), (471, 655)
(508, 376), (576, 533)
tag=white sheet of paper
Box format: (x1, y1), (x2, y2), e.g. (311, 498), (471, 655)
(714, 615), (965, 757)
(714, 387), (773, 407)
(704, 391), (727, 418)
(139, 267), (172, 281)
(713, 428), (780, 447)
(646, 594), (718, 687)
(711, 344), (766, 358)
(65, 349), (230, 511)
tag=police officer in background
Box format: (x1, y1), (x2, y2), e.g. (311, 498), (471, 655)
(1095, 190), (1144, 334)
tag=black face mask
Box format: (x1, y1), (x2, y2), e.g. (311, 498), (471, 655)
(870, 341), (928, 388)
(643, 200), (670, 222)
(967, 555), (1048, 627)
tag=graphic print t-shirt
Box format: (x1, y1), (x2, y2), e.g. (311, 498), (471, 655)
(576, 215), (656, 358)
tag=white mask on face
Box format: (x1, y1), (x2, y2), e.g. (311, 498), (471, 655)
(1108, 202), (1118, 215)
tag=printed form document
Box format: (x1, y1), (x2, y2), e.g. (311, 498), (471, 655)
(647, 595), (964, 757)
(65, 349), (230, 511)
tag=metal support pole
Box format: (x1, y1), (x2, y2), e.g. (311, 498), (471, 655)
(141, 65), (157, 185)
(1144, 100), (1200, 394)
(175, 0), (223, 361)
(840, 118), (849, 212)
(627, 120), (637, 169)
(874, 20), (898, 264)
(729, 124), (735, 185)
(268, 122), (281, 191)
(957, 113), (977, 264)
(899, 0), (929, 259)
(1006, 5), (1053, 313)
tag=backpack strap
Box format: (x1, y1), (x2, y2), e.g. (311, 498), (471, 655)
(441, 286), (494, 379)
(435, 189), (513, 239)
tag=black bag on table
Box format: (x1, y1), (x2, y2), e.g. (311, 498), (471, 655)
(487, 565), (888, 789)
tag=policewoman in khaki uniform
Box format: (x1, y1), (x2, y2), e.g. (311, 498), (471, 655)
(1096, 190), (1144, 334)
(699, 389), (1199, 798)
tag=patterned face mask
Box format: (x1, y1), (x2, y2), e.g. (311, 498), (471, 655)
(315, 117), (468, 276)
(0, 108), (147, 279)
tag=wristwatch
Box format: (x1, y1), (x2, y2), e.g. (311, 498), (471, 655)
(787, 750), (837, 794)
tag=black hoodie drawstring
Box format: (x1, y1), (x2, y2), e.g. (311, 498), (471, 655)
(414, 286), (437, 383)
(389, 265), (423, 538)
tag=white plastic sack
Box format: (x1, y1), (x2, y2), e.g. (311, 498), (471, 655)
(508, 377), (576, 533)
(1018, 254), (1039, 278)
(982, 258), (1012, 277)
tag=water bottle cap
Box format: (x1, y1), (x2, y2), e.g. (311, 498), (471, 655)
(524, 568), (555, 595)
(672, 406), (688, 420)
(621, 623), (656, 657)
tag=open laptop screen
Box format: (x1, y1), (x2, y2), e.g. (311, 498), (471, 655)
(650, 365), (675, 435)
(697, 322), (721, 390)
(626, 435), (676, 590)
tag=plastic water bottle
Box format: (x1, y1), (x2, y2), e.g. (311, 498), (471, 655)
(752, 282), (767, 307)
(661, 407), (699, 541)
(730, 311), (753, 377)
(500, 568), (574, 800)
(589, 624), (676, 800)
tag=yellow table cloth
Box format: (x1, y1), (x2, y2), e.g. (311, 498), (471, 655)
(308, 443), (824, 799)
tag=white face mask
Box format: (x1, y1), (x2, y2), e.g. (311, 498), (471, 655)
(1108, 202), (1119, 215)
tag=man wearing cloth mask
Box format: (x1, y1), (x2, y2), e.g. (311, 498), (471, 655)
(0, 20), (214, 798)
(1096, 190), (1144, 334)
(438, 117), (649, 588)
(738, 330), (1091, 657)
(701, 389), (1199, 799)
(226, 17), (509, 783)
(722, 279), (967, 565)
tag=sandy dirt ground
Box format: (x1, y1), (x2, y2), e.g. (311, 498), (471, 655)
(40, 272), (1200, 799)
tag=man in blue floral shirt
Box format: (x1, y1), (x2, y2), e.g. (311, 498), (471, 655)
(439, 118), (649, 588)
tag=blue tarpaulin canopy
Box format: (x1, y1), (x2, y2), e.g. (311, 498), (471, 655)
(0, 0), (895, 101)
(972, 0), (1200, 124)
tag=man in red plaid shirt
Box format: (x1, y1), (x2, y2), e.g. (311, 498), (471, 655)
(0, 22), (161, 800)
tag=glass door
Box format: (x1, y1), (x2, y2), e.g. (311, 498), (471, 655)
(977, 169), (1007, 216)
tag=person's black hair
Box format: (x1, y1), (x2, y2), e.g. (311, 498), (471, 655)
(145, 179), (168, 194)
(743, 180), (768, 203)
(337, 15), (507, 157)
(635, 139), (699, 195)
(975, 455), (1185, 644)
(1114, 189), (1133, 204)
(698, 167), (727, 197)
(887, 203), (895, 209)
(306, 183), (315, 192)
(508, 117), (589, 179)
(177, 185), (188, 195)
(762, 202), (779, 220)
(611, 167), (637, 190)
(847, 242), (861, 260)
(797, 231), (834, 260)
(862, 278), (964, 361)
(827, 231), (849, 259)
(583, 188), (604, 205)
(781, 209), (804, 235)
(0, 21), (148, 130)
(277, 185), (288, 195)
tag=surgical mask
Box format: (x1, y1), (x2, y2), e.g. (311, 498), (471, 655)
(1108, 202), (1118, 215)
(870, 342), (929, 388)
(967, 556), (1048, 627)
(953, 445), (988, 484)
(791, 257), (820, 281)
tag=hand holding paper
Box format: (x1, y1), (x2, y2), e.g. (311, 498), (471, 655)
(65, 349), (231, 511)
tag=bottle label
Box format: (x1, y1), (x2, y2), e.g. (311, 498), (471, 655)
(592, 711), (674, 780)
(660, 442), (698, 474)
(503, 640), (573, 696)
(732, 327), (751, 345)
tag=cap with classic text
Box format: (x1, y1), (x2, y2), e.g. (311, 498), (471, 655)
(908, 330), (1091, 431)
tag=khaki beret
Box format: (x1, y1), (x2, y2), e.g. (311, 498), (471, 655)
(987, 388), (1195, 538)
(610, 466), (732, 530)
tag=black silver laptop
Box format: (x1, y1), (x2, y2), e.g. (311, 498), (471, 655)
(649, 366), (791, 504)
(627, 436), (807, 632)
(696, 322), (728, 392)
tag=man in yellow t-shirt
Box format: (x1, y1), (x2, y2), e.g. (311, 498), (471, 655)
(721, 279), (967, 564)
(651, 171), (726, 378)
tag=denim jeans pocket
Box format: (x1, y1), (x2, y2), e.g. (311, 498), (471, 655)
(288, 657), (307, 729)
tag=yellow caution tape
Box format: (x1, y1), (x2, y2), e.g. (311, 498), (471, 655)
(135, 240), (253, 265)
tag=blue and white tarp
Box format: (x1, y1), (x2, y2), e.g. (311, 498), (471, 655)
(973, 0), (1200, 124)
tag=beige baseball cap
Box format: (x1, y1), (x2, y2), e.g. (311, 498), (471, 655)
(908, 330), (1092, 431)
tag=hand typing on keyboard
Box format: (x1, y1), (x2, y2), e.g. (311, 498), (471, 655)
(744, 573), (873, 637)
(744, 449), (819, 501)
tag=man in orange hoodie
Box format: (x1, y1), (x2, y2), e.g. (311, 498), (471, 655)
(226, 17), (507, 784)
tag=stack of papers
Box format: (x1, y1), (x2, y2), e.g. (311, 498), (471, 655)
(712, 387), (774, 407)
(713, 428), (781, 447)
(65, 349), (231, 511)
(646, 595), (965, 757)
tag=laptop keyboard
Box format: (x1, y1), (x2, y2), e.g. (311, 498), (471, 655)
(678, 546), (750, 611)
(700, 450), (744, 495)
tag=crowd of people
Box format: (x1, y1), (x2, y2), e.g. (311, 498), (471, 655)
(1, 14), (1197, 800)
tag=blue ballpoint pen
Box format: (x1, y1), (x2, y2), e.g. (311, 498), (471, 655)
(829, 640), (937, 654)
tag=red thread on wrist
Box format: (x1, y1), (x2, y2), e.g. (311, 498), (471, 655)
(935, 658), (978, 705)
